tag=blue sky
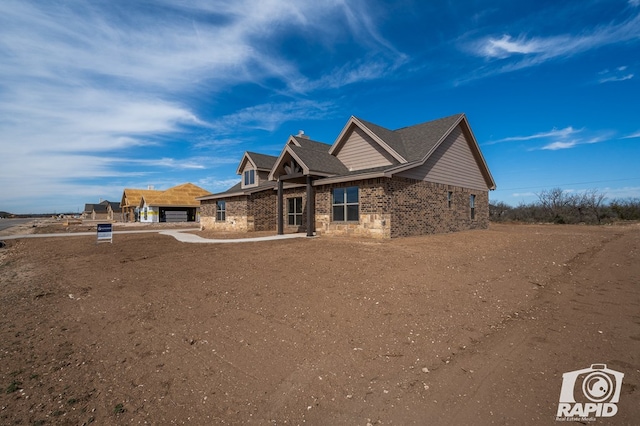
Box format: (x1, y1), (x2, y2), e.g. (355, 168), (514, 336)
(1, 0), (639, 214)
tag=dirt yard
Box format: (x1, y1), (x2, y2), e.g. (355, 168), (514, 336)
(0, 223), (638, 425)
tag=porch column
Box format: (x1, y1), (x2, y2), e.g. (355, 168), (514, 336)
(277, 179), (283, 235)
(306, 175), (314, 237)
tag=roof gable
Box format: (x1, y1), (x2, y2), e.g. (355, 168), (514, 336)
(235, 151), (278, 175)
(121, 188), (162, 208)
(394, 114), (464, 161)
(392, 116), (496, 190)
(138, 183), (211, 208)
(329, 117), (406, 164)
(332, 125), (400, 172)
(269, 143), (348, 180)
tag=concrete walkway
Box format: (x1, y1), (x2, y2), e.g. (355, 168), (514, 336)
(0, 229), (308, 243)
(160, 230), (308, 243)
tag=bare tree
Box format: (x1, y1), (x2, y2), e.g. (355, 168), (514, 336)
(537, 188), (573, 223)
(582, 189), (607, 224)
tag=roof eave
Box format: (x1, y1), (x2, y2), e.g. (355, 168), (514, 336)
(312, 171), (390, 186)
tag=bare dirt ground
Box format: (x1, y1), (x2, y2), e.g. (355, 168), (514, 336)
(0, 223), (638, 425)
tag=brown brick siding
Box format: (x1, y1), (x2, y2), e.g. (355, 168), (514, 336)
(386, 177), (488, 237)
(315, 177), (488, 238)
(201, 177), (489, 238)
(248, 190), (277, 231)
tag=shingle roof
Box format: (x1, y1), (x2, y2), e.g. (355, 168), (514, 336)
(355, 113), (463, 162)
(197, 180), (278, 201)
(394, 114), (463, 161)
(246, 152), (278, 170)
(289, 145), (349, 175)
(354, 118), (407, 159)
(292, 136), (332, 152)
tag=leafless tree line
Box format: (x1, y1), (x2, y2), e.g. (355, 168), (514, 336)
(490, 188), (640, 224)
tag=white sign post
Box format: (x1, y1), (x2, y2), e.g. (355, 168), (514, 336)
(97, 223), (113, 244)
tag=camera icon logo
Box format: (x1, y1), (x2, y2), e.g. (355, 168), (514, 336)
(557, 364), (624, 419)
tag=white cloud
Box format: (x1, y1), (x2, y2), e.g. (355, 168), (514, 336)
(540, 141), (578, 150)
(469, 12), (640, 72)
(210, 100), (337, 133)
(630, 0), (640, 7)
(599, 74), (634, 83)
(486, 127), (579, 145)
(487, 126), (614, 151)
(196, 177), (241, 193)
(0, 0), (399, 212)
(479, 35), (544, 58)
(622, 131), (640, 139)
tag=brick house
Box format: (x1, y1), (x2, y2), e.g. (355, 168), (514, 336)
(199, 113), (495, 238)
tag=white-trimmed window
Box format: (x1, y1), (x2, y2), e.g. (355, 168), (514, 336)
(288, 197), (303, 226)
(332, 186), (359, 221)
(216, 200), (226, 221)
(243, 169), (255, 186)
(470, 194), (476, 220)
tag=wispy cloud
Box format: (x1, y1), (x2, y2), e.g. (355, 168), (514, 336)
(468, 12), (640, 73)
(486, 126), (613, 151)
(598, 66), (634, 83)
(623, 131), (640, 139)
(540, 134), (610, 151)
(485, 127), (580, 145)
(0, 0), (399, 212)
(210, 100), (337, 133)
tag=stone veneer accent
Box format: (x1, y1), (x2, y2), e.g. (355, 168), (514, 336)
(200, 197), (249, 232)
(199, 187), (307, 233)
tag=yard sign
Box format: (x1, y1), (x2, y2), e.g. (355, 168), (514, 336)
(97, 223), (113, 244)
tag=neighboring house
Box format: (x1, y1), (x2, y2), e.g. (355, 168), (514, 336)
(82, 200), (112, 220)
(199, 114), (496, 238)
(137, 183), (211, 223)
(120, 188), (162, 222)
(106, 201), (121, 221)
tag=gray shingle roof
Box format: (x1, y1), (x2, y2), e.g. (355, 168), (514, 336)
(355, 113), (463, 162)
(354, 118), (407, 159)
(246, 152), (278, 170)
(289, 145), (349, 175)
(292, 136), (332, 152)
(197, 180), (278, 200)
(395, 114), (463, 161)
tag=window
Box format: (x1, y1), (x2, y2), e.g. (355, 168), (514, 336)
(470, 194), (476, 220)
(332, 186), (359, 222)
(243, 169), (255, 186)
(216, 200), (226, 221)
(288, 197), (303, 226)
(447, 191), (453, 209)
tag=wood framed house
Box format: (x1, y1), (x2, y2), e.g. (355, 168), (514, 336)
(120, 188), (161, 222)
(137, 183), (211, 223)
(199, 113), (495, 238)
